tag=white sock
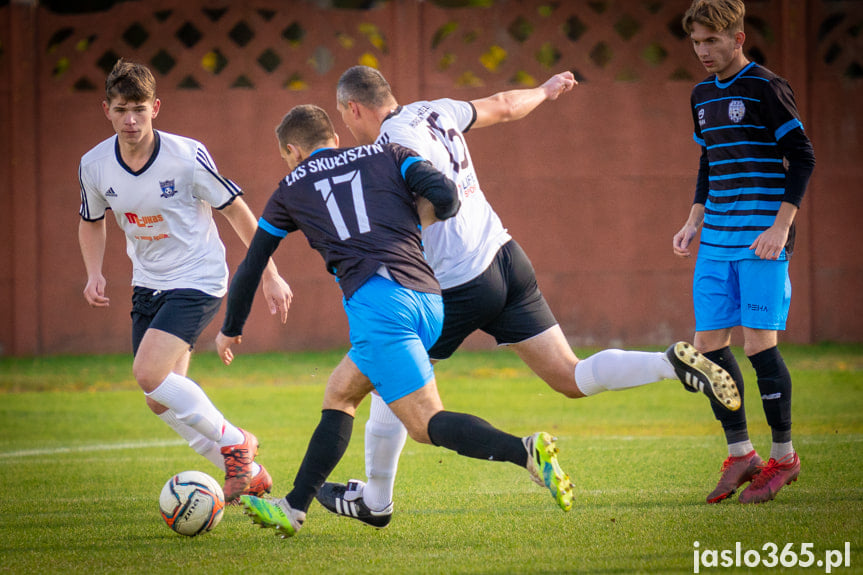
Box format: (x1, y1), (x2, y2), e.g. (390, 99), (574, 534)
(158, 410), (224, 471)
(186, 438), (260, 477)
(216, 421), (245, 448)
(770, 441), (794, 461)
(363, 393), (407, 512)
(146, 373), (225, 442)
(574, 349), (675, 396)
(728, 439), (755, 458)
(157, 410), (258, 475)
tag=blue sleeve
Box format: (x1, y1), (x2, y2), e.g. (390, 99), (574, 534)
(399, 156), (424, 180)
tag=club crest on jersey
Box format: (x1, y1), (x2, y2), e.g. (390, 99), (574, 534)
(728, 100), (746, 123)
(159, 179), (177, 198)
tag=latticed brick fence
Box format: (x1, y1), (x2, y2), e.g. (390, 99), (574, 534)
(1, 0), (861, 355)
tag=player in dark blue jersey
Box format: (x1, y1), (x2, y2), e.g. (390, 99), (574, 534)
(215, 105), (575, 537)
(672, 0), (815, 504)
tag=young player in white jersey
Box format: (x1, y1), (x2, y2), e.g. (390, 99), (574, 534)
(78, 59), (291, 502)
(312, 66), (741, 526)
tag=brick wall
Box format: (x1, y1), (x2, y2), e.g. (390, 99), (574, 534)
(1, 0), (860, 356)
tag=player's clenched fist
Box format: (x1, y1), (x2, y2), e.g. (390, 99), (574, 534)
(542, 71), (577, 100)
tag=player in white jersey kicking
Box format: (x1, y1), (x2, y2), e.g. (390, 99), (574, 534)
(314, 65), (741, 526)
(78, 59), (291, 502)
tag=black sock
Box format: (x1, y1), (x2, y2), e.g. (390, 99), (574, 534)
(286, 409), (353, 512)
(427, 411), (527, 467)
(704, 346), (750, 445)
(748, 346), (792, 444)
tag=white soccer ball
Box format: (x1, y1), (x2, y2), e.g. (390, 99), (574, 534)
(159, 470), (225, 537)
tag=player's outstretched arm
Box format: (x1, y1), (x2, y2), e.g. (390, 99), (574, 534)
(471, 71), (576, 129)
(219, 198), (292, 323)
(215, 332), (240, 366)
(218, 227), (284, 365)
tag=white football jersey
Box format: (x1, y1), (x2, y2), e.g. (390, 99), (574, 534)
(378, 99), (511, 289)
(78, 130), (241, 297)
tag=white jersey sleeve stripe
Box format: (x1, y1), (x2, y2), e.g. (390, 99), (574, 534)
(78, 163), (91, 219)
(78, 161), (106, 221)
(195, 149), (242, 199)
(195, 145), (216, 170)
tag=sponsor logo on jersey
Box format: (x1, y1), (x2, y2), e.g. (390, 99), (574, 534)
(698, 108), (706, 127)
(159, 179), (178, 198)
(125, 212), (165, 228)
(728, 100), (746, 123)
(459, 172), (479, 198)
(133, 233), (170, 241)
(105, 187), (117, 197)
(409, 105), (431, 127)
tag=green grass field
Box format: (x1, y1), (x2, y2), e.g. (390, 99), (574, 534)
(1, 344), (861, 574)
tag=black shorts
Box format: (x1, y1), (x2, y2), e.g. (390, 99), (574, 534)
(131, 287), (222, 356)
(428, 240), (558, 360)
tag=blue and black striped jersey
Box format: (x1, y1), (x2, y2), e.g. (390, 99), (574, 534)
(691, 62), (808, 261)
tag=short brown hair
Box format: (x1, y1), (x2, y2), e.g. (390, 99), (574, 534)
(275, 105), (336, 151)
(105, 58), (156, 103)
(682, 0), (745, 35)
(336, 65), (393, 108)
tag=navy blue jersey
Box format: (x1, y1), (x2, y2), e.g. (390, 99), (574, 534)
(691, 62), (809, 261)
(259, 143), (440, 299)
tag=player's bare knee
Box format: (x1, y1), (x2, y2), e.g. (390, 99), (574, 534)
(145, 395), (167, 414)
(407, 425), (433, 445)
(559, 383), (586, 399)
(544, 371), (583, 398)
(321, 387), (364, 415)
(396, 413), (432, 444)
(132, 362), (164, 392)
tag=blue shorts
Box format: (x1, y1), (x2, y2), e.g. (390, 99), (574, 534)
(693, 258), (791, 331)
(344, 276), (443, 403)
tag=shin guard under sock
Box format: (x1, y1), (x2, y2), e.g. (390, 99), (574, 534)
(427, 411), (526, 467)
(704, 347), (750, 445)
(286, 409), (354, 513)
(749, 346), (793, 445)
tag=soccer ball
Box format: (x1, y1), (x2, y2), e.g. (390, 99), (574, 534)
(159, 470), (225, 537)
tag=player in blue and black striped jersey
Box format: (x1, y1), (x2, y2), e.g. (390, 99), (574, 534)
(215, 105), (575, 537)
(673, 0), (815, 505)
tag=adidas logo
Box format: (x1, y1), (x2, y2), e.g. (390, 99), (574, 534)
(335, 498), (360, 518)
(684, 372), (705, 392)
(105, 187), (117, 197)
